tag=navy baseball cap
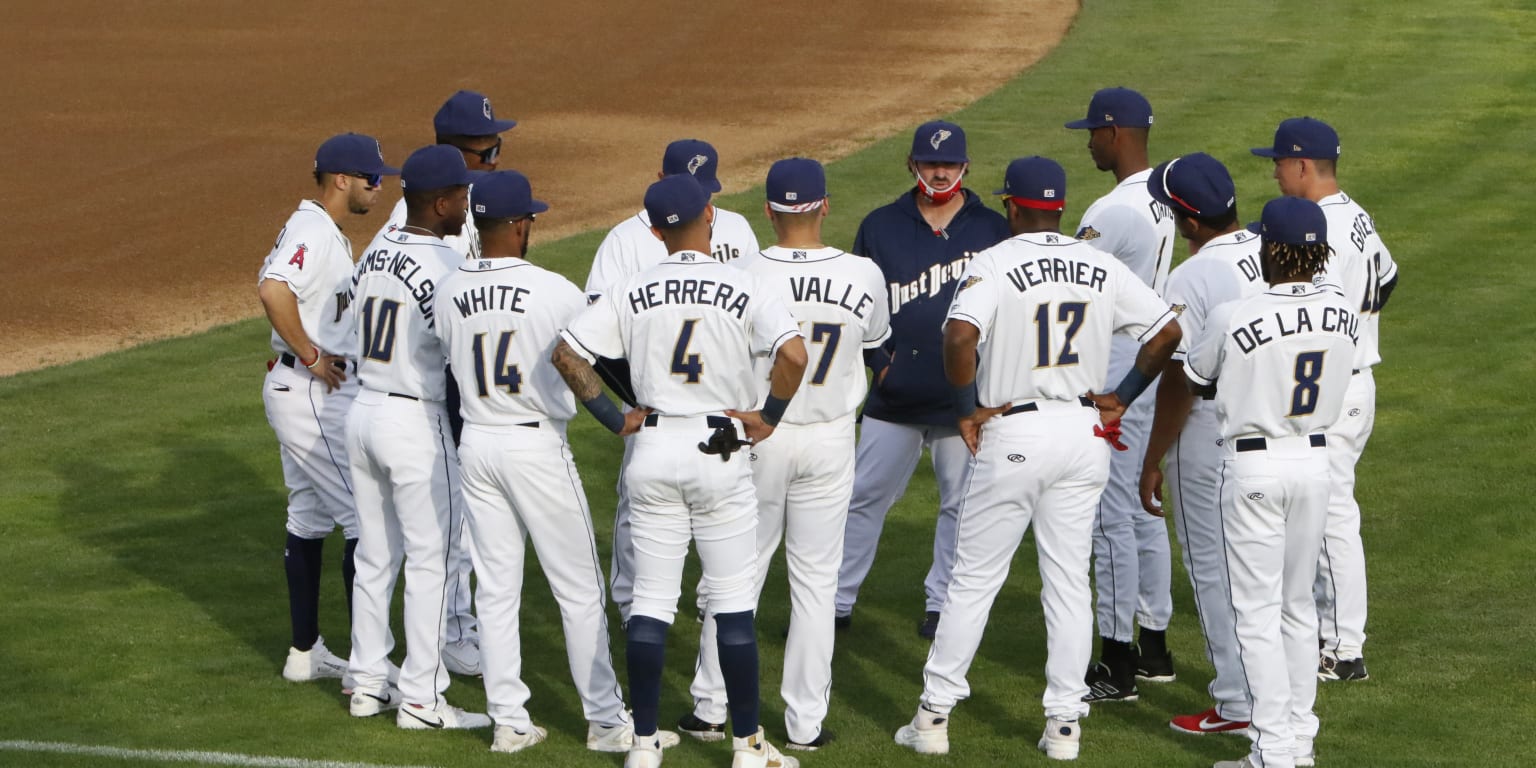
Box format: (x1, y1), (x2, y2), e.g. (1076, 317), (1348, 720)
(470, 170), (549, 219)
(1252, 117), (1340, 159)
(645, 174), (710, 229)
(993, 156), (1066, 211)
(1064, 87), (1154, 130)
(910, 121), (968, 163)
(1258, 196), (1328, 245)
(1147, 153), (1236, 218)
(401, 144), (478, 191)
(662, 139), (723, 193)
(314, 133), (400, 177)
(766, 157), (827, 212)
(433, 90), (518, 136)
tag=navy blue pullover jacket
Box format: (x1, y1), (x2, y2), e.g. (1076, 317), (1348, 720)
(853, 188), (1010, 427)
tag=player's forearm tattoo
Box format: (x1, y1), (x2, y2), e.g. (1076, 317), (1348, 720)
(552, 340), (605, 401)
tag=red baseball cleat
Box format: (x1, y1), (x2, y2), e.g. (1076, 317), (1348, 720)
(1170, 708), (1249, 735)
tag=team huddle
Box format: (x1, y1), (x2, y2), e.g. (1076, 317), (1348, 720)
(257, 87), (1397, 768)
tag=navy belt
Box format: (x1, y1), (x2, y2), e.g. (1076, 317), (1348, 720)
(279, 352), (355, 373)
(517, 421), (539, 429)
(642, 414), (733, 429)
(1235, 434), (1327, 452)
(388, 392), (419, 401)
(1002, 396), (1095, 416)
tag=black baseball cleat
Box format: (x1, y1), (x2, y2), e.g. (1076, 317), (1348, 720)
(834, 613), (852, 630)
(1318, 656), (1369, 681)
(786, 727), (836, 751)
(1083, 661), (1139, 703)
(1135, 645), (1177, 683)
(677, 712), (727, 742)
(917, 611), (940, 639)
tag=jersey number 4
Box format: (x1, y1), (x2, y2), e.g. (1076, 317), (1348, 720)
(1033, 302), (1087, 368)
(359, 297), (400, 362)
(471, 331), (522, 396)
(671, 319), (704, 383)
(1289, 350), (1326, 416)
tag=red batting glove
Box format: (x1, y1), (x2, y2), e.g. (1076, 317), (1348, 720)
(1094, 419), (1128, 451)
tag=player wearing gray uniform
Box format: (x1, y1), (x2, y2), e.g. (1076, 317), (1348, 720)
(1253, 118), (1399, 682)
(1064, 87), (1179, 699)
(894, 157), (1181, 761)
(1193, 197), (1359, 768)
(687, 158), (891, 750)
(555, 174), (806, 768)
(1135, 154), (1266, 735)
(260, 133), (397, 687)
(345, 145), (488, 730)
(583, 139), (761, 631)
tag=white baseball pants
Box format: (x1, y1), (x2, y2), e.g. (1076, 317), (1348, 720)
(458, 422), (626, 730)
(837, 416), (971, 616)
(1222, 435), (1329, 768)
(1093, 389), (1174, 642)
(346, 389), (466, 707)
(1315, 370), (1374, 661)
(921, 401), (1108, 722)
(262, 364), (358, 539)
(1166, 403), (1249, 720)
(690, 418), (854, 742)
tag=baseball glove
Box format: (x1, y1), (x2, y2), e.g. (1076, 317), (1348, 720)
(698, 422), (750, 461)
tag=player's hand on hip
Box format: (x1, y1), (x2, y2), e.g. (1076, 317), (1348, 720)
(958, 402), (1011, 456)
(725, 409), (775, 444)
(1086, 391), (1127, 425)
(309, 354), (349, 392)
(619, 407), (652, 437)
(1139, 465), (1166, 517)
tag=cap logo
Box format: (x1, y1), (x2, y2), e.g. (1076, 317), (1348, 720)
(1148, 116), (1155, 125)
(930, 129), (952, 150)
(666, 214), (680, 224)
(482, 98), (493, 120)
(1043, 189), (1056, 199)
(1292, 144), (1302, 151)
(474, 203), (486, 213)
(1305, 233), (1317, 242)
(785, 191), (798, 201)
(1104, 113), (1115, 122)
(687, 154), (709, 175)
(375, 140), (384, 161)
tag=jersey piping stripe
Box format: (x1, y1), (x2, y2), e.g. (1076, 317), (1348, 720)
(307, 378), (354, 496)
(1134, 306), (1181, 343)
(1095, 495), (1125, 640)
(769, 328), (802, 357)
(1171, 437), (1221, 704)
(458, 261), (531, 273)
(922, 437), (985, 699)
(1318, 535), (1343, 656)
(1216, 461), (1263, 759)
(432, 408), (457, 697)
(557, 435), (626, 705)
(760, 249), (848, 264)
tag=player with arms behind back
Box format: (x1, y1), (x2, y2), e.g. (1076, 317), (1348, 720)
(893, 157), (1181, 761)
(1192, 197), (1358, 768)
(686, 158), (890, 750)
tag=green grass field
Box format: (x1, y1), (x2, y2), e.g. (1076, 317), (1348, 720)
(4, 0), (1534, 766)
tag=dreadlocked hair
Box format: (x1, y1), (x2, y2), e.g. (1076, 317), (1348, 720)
(1263, 240), (1333, 278)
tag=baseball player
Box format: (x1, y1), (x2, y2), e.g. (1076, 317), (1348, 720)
(433, 170), (679, 754)
(260, 133), (397, 687)
(893, 157), (1182, 761)
(345, 144), (488, 730)
(554, 173), (807, 768)
(583, 139), (762, 641)
(836, 120), (1011, 640)
(1064, 87), (1179, 699)
(1191, 196), (1359, 768)
(686, 158), (891, 750)
(1135, 154), (1266, 735)
(1253, 117), (1398, 682)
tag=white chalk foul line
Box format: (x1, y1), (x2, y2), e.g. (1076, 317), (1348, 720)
(0, 740), (441, 768)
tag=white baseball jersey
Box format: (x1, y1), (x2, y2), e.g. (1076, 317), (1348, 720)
(1164, 228), (1267, 362)
(350, 229), (462, 400)
(434, 258), (587, 425)
(1185, 284), (1359, 440)
(736, 246), (891, 425)
(259, 200), (358, 358)
(383, 197), (479, 259)
(945, 231), (1179, 408)
(562, 250), (801, 416)
(1316, 191), (1397, 370)
(584, 207), (760, 297)
(1076, 169), (1176, 295)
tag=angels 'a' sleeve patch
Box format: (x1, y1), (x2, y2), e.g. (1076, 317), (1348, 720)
(1076, 226), (1101, 241)
(288, 244), (308, 269)
(958, 275), (983, 293)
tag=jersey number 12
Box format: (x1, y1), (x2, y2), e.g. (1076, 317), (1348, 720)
(1034, 302), (1087, 368)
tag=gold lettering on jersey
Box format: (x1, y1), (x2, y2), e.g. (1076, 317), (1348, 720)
(453, 284), (530, 318)
(789, 276), (873, 318)
(1004, 257), (1109, 294)
(628, 278), (750, 319)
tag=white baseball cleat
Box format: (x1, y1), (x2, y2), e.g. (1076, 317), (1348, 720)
(1212, 757), (1259, 768)
(1295, 736), (1316, 767)
(588, 719), (680, 753)
(490, 723), (547, 753)
(442, 639), (482, 676)
(341, 660), (400, 696)
(282, 637), (348, 683)
(1037, 716), (1081, 760)
(893, 705), (950, 755)
(731, 727), (798, 768)
(396, 701), (493, 730)
(348, 686), (402, 717)
(623, 734), (664, 768)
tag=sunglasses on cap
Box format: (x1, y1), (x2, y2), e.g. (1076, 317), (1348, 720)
(455, 136), (502, 165)
(345, 172), (383, 188)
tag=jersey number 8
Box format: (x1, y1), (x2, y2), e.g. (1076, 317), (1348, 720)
(1288, 350), (1326, 416)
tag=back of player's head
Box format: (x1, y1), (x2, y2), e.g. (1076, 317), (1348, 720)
(909, 121), (968, 164)
(1258, 196), (1332, 277)
(1064, 87), (1154, 134)
(766, 157), (827, 217)
(401, 144), (477, 213)
(646, 173), (711, 232)
(1252, 117), (1339, 162)
(662, 139), (723, 193)
(470, 170), (548, 230)
(994, 156), (1066, 211)
(1148, 153), (1238, 230)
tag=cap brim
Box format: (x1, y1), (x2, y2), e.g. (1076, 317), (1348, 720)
(530, 199), (550, 214)
(910, 152), (968, 164)
(1145, 183), (1175, 209)
(991, 187), (1008, 196)
(701, 178), (723, 194)
(1246, 221), (1262, 234)
(375, 164), (402, 176)
(489, 118), (517, 133)
(1250, 147), (1282, 158)
(1063, 118), (1099, 129)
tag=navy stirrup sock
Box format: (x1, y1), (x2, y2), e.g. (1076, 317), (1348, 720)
(626, 616), (670, 737)
(284, 533), (325, 650)
(714, 610), (760, 738)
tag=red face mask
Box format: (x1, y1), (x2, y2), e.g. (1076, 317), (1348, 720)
(915, 166), (966, 204)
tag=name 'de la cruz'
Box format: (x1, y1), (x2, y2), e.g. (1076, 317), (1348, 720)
(629, 278), (751, 319)
(789, 276), (875, 319)
(1232, 304), (1359, 354)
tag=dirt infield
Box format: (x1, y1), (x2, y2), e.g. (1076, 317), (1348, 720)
(0, 0), (1076, 376)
